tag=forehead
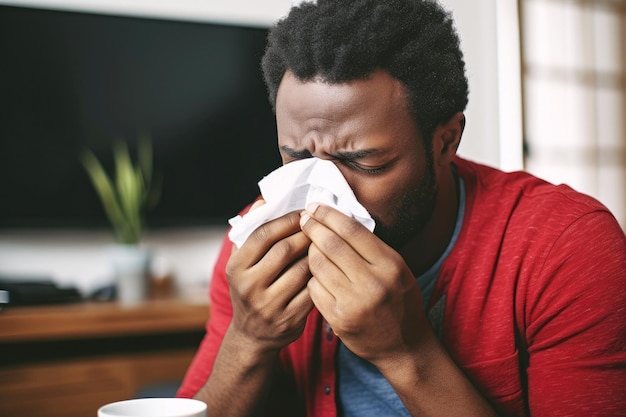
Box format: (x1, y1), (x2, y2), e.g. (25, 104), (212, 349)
(276, 71), (407, 119)
(275, 71), (411, 135)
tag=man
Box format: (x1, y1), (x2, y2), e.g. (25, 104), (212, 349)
(178, 1), (626, 416)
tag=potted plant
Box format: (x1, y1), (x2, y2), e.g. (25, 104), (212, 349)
(81, 136), (160, 305)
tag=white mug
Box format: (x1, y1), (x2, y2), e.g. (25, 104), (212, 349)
(98, 398), (207, 417)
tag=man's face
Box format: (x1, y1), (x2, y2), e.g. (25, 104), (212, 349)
(275, 71), (437, 250)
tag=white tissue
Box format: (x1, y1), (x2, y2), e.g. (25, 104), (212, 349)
(228, 158), (375, 247)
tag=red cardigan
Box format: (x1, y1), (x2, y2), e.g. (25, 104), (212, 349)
(178, 157), (626, 417)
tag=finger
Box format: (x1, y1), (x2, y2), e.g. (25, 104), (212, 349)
(300, 208), (370, 275)
(284, 283), (315, 324)
(249, 229), (311, 287)
(307, 273), (337, 318)
(236, 210), (303, 269)
(249, 198), (266, 211)
(266, 254), (311, 303)
(302, 203), (385, 263)
(307, 243), (352, 295)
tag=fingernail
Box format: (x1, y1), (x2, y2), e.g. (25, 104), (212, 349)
(300, 212), (311, 227)
(250, 198), (266, 211)
(306, 202), (319, 214)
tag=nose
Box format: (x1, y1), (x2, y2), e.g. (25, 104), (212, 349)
(301, 134), (336, 161)
(302, 136), (320, 159)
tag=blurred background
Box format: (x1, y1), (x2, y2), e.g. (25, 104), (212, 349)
(0, 0), (624, 297)
(521, 0), (625, 233)
(0, 1), (623, 416)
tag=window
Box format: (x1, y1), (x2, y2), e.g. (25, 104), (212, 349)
(520, 0), (626, 228)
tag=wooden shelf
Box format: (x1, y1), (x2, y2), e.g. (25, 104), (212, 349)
(0, 297), (211, 417)
(0, 297), (210, 342)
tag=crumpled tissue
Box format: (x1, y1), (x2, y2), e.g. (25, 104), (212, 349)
(228, 158), (375, 247)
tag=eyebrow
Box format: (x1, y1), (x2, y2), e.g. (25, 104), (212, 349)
(280, 146), (313, 159)
(280, 145), (379, 160)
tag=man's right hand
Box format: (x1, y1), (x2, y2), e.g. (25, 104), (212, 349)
(225, 202), (315, 356)
(193, 203), (314, 417)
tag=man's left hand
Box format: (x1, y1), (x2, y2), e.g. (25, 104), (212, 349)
(299, 203), (432, 369)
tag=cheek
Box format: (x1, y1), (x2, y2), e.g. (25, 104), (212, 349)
(350, 175), (409, 224)
(351, 160), (424, 220)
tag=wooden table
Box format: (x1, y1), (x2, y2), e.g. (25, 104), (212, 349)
(0, 298), (210, 417)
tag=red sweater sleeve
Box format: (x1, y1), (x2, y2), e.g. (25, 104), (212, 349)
(524, 211), (626, 416)
(438, 159), (626, 416)
(177, 233), (234, 398)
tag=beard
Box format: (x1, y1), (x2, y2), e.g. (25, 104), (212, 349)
(372, 151), (437, 251)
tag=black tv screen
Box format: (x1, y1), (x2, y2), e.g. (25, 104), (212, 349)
(0, 5), (281, 229)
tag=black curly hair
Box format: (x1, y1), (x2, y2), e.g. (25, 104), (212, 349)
(261, 0), (469, 145)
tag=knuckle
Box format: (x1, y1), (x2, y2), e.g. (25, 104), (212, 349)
(375, 250), (402, 278)
(257, 303), (274, 323)
(333, 305), (361, 335)
(284, 256), (311, 279)
(285, 210), (301, 228)
(225, 263), (255, 301)
(338, 218), (363, 239)
(232, 276), (254, 301)
(365, 278), (390, 304)
(251, 212), (301, 245)
(307, 249), (325, 273)
(293, 257), (311, 277)
(224, 257), (239, 279)
(252, 222), (270, 244)
(271, 238), (294, 260)
(320, 234), (349, 258)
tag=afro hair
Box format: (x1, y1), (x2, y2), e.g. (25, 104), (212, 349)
(261, 0), (469, 144)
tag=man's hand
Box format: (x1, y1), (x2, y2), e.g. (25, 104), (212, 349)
(299, 203), (431, 368)
(226, 200), (315, 356)
(194, 201), (316, 417)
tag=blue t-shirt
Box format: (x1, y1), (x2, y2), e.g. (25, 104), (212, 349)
(337, 177), (466, 417)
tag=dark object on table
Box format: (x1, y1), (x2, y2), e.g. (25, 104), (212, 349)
(0, 277), (83, 307)
(89, 283), (117, 302)
(0, 290), (8, 309)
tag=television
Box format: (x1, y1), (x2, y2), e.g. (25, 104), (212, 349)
(0, 5), (281, 230)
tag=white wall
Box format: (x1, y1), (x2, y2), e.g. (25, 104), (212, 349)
(0, 228), (228, 296)
(0, 0), (295, 26)
(0, 0), (522, 294)
(441, 0), (524, 171)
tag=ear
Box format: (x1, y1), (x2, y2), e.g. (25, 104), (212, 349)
(432, 112), (465, 166)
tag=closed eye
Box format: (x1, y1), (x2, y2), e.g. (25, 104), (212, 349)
(280, 145), (389, 174)
(345, 160), (388, 175)
(280, 146), (313, 161)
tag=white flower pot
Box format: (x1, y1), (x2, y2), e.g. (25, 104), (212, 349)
(110, 245), (152, 306)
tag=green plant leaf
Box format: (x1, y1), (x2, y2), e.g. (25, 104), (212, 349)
(80, 136), (159, 245)
(80, 150), (126, 237)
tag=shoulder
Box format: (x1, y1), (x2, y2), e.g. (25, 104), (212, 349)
(448, 156), (625, 302)
(443, 160), (626, 367)
(453, 156), (618, 238)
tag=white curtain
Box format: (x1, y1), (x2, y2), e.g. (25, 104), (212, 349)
(520, 0), (626, 229)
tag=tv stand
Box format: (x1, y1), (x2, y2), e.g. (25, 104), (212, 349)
(0, 297), (209, 417)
